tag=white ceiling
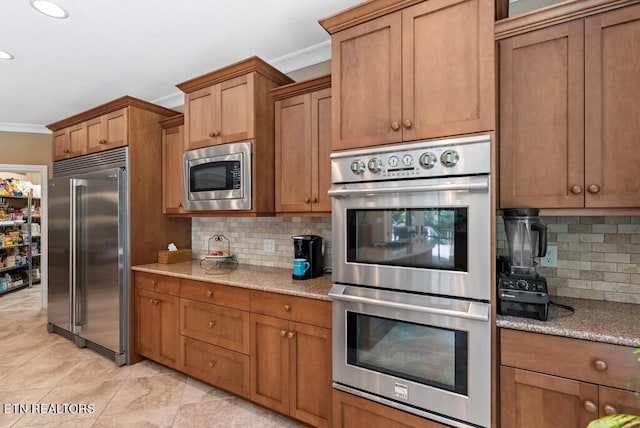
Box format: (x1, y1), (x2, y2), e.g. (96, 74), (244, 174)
(0, 0), (362, 133)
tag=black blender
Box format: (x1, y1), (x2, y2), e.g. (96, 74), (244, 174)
(498, 208), (550, 320)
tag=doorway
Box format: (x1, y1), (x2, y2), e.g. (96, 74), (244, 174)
(0, 165), (48, 308)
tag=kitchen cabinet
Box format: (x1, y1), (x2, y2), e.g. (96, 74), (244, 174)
(500, 329), (640, 427)
(52, 123), (86, 161)
(333, 389), (448, 428)
(250, 290), (332, 428)
(160, 114), (186, 214)
(320, 0), (495, 151)
(273, 75), (332, 215)
(86, 108), (128, 154)
(177, 56), (293, 151)
(134, 272), (180, 369)
(499, 3), (640, 209)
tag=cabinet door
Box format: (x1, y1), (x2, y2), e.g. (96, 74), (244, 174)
(331, 12), (402, 150)
(311, 87), (332, 213)
(402, 0), (494, 141)
(162, 124), (185, 214)
(585, 4), (640, 207)
(52, 129), (69, 160)
(218, 74), (254, 144)
(86, 116), (104, 153)
(67, 123), (87, 157)
(104, 108), (128, 149)
(135, 288), (160, 361)
(289, 322), (331, 428)
(499, 21), (584, 208)
(185, 85), (218, 150)
(500, 366), (599, 428)
(275, 93), (312, 213)
(134, 288), (179, 369)
(250, 313), (289, 414)
(599, 386), (640, 418)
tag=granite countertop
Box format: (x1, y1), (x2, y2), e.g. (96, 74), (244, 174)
(497, 296), (640, 348)
(131, 260), (333, 301)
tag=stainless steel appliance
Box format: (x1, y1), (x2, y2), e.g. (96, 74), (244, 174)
(498, 208), (549, 320)
(329, 134), (492, 428)
(183, 141), (252, 211)
(292, 235), (324, 280)
(48, 148), (129, 366)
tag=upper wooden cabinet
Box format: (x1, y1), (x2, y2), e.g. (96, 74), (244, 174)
(160, 115), (186, 215)
(176, 56), (293, 151)
(320, 0), (495, 151)
(272, 75), (332, 215)
(52, 123), (87, 161)
(498, 3), (640, 210)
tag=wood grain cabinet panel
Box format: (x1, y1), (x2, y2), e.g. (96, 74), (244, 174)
(161, 115), (185, 214)
(133, 271), (179, 296)
(52, 124), (87, 160)
(327, 0), (494, 151)
(273, 76), (332, 215)
(52, 129), (69, 161)
(250, 289), (331, 329)
(134, 287), (179, 369)
(179, 279), (250, 310)
(86, 108), (128, 154)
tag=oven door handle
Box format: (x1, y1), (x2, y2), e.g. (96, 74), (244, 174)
(328, 179), (489, 198)
(329, 289), (490, 322)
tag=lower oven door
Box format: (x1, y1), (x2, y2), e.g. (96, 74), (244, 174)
(330, 284), (491, 428)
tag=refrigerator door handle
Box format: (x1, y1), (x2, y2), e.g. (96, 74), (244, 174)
(71, 180), (86, 332)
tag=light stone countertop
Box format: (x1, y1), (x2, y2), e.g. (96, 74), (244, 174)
(497, 297), (640, 348)
(131, 260), (333, 301)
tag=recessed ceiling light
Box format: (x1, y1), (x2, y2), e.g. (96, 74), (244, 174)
(30, 0), (68, 19)
(0, 50), (14, 60)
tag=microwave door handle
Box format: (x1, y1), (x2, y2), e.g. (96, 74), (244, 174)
(328, 291), (490, 322)
(328, 179), (489, 198)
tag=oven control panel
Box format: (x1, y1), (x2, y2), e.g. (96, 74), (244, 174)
(331, 135), (490, 183)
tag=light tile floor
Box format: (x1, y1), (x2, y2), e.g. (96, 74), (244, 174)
(0, 284), (305, 427)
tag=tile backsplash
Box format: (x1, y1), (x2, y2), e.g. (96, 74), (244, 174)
(497, 216), (640, 304)
(192, 217), (332, 270)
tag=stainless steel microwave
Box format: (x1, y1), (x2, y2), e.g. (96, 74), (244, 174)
(183, 141), (252, 211)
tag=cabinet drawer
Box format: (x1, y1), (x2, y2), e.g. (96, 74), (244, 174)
(500, 329), (638, 390)
(180, 279), (250, 310)
(134, 271), (179, 296)
(180, 336), (250, 399)
(180, 299), (249, 354)
(250, 290), (331, 329)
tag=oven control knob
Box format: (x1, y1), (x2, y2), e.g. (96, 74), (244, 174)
(350, 160), (366, 175)
(419, 152), (437, 169)
(441, 150), (460, 167)
(367, 158), (383, 173)
(402, 154), (413, 167)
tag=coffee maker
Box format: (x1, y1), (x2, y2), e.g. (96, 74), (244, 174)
(498, 208), (550, 320)
(292, 235), (324, 280)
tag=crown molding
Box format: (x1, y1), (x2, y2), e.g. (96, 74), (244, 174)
(152, 91), (185, 110)
(0, 122), (51, 134)
(267, 40), (332, 73)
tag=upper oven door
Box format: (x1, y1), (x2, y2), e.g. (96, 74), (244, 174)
(329, 175), (490, 301)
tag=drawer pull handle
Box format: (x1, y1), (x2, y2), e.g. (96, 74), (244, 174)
(280, 330), (287, 337)
(208, 361), (216, 368)
(584, 400), (597, 413)
(207, 290), (213, 297)
(284, 305), (291, 312)
(594, 360), (608, 371)
(603, 404), (617, 415)
(151, 280), (157, 286)
(209, 321), (216, 328)
(287, 331), (295, 339)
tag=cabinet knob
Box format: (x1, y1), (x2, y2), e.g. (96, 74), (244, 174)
(403, 119), (412, 129)
(584, 400), (597, 413)
(284, 304), (291, 312)
(287, 331), (295, 339)
(151, 280), (157, 287)
(280, 330), (287, 337)
(304, 197), (310, 204)
(391, 121), (400, 131)
(208, 321), (216, 328)
(603, 404), (617, 415)
(178, 202), (183, 207)
(207, 290), (213, 297)
(570, 185), (583, 195)
(593, 360), (608, 371)
(588, 184), (601, 194)
(312, 197), (318, 203)
(209, 132), (216, 138)
(149, 299), (154, 304)
(208, 361), (216, 368)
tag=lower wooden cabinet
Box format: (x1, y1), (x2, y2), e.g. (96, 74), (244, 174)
(134, 287), (179, 369)
(251, 313), (332, 428)
(332, 389), (447, 428)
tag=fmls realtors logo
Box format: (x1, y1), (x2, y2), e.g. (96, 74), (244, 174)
(3, 403), (95, 414)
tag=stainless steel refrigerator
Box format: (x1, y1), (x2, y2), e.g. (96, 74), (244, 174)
(48, 147), (129, 366)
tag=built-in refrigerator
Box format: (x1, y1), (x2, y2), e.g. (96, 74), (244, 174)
(48, 147), (129, 365)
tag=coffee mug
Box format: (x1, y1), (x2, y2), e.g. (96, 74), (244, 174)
(293, 258), (311, 276)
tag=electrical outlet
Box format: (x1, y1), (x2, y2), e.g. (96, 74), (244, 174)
(264, 239), (275, 254)
(540, 245), (557, 267)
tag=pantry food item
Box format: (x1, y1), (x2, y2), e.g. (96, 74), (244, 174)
(207, 250), (228, 257)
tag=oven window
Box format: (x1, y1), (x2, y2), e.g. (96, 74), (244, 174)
(346, 208), (467, 271)
(190, 161), (241, 192)
(346, 311), (468, 395)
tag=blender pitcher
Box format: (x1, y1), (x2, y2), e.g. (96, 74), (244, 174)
(502, 208), (547, 274)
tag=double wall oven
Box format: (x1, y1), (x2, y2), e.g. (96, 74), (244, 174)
(329, 135), (492, 428)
